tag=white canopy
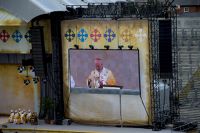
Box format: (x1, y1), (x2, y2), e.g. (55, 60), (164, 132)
(0, 0), (132, 22)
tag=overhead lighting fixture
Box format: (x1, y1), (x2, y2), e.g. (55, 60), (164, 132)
(24, 79), (30, 86)
(30, 66), (35, 72)
(128, 45), (133, 50)
(104, 45), (110, 50)
(89, 45), (94, 49)
(74, 44), (79, 49)
(33, 77), (39, 84)
(17, 66), (25, 73)
(118, 45), (124, 50)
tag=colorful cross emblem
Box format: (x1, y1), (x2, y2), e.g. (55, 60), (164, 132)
(12, 30), (23, 43)
(0, 30), (10, 42)
(121, 29), (132, 42)
(104, 29), (116, 42)
(135, 28), (147, 42)
(24, 30), (31, 42)
(78, 28), (88, 42)
(90, 29), (101, 42)
(65, 29), (75, 42)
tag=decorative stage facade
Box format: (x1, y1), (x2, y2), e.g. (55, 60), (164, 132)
(0, 19), (51, 115)
(62, 20), (151, 125)
(0, 1), (180, 131)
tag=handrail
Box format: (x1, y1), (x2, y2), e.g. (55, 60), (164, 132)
(179, 67), (200, 100)
(173, 121), (198, 131)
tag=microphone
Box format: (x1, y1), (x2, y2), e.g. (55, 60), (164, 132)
(88, 79), (92, 88)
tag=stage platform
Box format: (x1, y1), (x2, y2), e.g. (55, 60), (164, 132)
(0, 117), (183, 133)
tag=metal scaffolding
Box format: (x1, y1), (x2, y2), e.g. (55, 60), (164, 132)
(65, 0), (179, 130)
(30, 0), (179, 130)
(170, 6), (179, 124)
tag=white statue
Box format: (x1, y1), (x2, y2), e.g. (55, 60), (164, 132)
(8, 110), (14, 123)
(26, 109), (32, 123)
(20, 111), (27, 124)
(14, 110), (21, 124)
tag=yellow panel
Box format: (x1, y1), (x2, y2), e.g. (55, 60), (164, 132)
(0, 65), (40, 115)
(76, 22), (91, 49)
(0, 26), (31, 53)
(0, 19), (52, 54)
(0, 8), (26, 26)
(61, 19), (151, 125)
(102, 21), (118, 49)
(62, 23), (77, 49)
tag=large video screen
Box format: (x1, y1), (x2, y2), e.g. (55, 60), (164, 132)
(69, 49), (140, 90)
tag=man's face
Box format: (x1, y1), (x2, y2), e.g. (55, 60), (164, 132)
(95, 59), (103, 72)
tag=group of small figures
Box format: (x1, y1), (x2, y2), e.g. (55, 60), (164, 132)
(8, 109), (38, 125)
